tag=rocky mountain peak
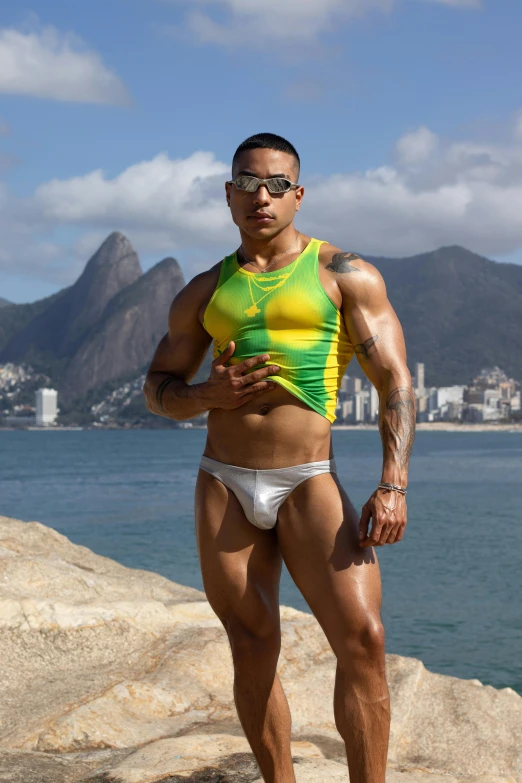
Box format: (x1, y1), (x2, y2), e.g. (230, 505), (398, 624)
(66, 233), (142, 338)
(144, 256), (184, 281)
(0, 233), (143, 364)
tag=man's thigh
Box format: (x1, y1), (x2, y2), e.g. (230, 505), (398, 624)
(195, 469), (282, 635)
(276, 473), (383, 655)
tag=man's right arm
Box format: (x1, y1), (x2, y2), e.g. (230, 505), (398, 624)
(143, 270), (280, 421)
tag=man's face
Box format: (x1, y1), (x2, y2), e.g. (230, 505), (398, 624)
(225, 148), (304, 239)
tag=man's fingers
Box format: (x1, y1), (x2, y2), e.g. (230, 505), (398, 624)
(236, 382), (277, 404)
(394, 523), (406, 543)
(212, 341), (235, 367)
(238, 365), (280, 387)
(386, 523), (402, 544)
(368, 519), (384, 546)
(235, 353), (272, 375)
(359, 504), (371, 542)
(376, 522), (393, 545)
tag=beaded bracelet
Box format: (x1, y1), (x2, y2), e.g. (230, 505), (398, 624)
(378, 482), (407, 495)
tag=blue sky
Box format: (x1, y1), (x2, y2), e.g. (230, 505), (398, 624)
(1, 0), (521, 303)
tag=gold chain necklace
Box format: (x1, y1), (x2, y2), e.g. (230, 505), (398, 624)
(240, 231), (303, 317)
(244, 258), (302, 317)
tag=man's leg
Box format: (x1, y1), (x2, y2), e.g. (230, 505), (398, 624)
(195, 469), (296, 783)
(277, 473), (390, 783)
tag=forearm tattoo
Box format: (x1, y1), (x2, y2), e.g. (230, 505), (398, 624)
(155, 376), (178, 413)
(379, 386), (416, 471)
(354, 335), (379, 359)
(326, 252), (362, 274)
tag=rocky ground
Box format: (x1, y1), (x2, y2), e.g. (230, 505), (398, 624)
(0, 514), (520, 782)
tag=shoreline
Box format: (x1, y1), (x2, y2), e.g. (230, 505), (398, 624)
(332, 421), (522, 433)
(1, 423), (522, 433)
(332, 422), (522, 432)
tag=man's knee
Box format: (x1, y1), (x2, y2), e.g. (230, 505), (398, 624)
(222, 611), (281, 668)
(337, 616), (386, 670)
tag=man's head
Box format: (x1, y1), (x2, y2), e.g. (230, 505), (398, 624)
(226, 132), (304, 240)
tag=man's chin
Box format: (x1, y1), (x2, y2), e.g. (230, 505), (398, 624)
(241, 221), (281, 238)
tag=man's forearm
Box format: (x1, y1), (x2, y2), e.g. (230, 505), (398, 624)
(143, 372), (211, 421)
(378, 377), (416, 487)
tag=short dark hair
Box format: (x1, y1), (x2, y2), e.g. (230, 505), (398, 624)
(232, 132), (300, 179)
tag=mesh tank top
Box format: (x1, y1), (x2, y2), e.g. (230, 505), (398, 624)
(202, 237), (354, 423)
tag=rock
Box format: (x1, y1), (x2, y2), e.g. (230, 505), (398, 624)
(81, 734), (323, 782)
(0, 515), (204, 749)
(61, 255), (185, 399)
(0, 515), (520, 783)
(0, 232), (142, 367)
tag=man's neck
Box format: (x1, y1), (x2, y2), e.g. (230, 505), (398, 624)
(239, 226), (303, 268)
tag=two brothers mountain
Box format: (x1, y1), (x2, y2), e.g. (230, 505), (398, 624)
(1, 232), (521, 410)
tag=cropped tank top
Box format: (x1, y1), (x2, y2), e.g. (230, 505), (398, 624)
(202, 238), (355, 423)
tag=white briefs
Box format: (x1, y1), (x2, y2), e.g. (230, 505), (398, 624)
(199, 455), (337, 530)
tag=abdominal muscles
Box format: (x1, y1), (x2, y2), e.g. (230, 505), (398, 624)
(204, 384), (332, 469)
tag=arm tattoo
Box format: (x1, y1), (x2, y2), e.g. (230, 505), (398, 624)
(326, 252), (362, 274)
(380, 386), (416, 471)
(155, 376), (178, 413)
(354, 335), (379, 359)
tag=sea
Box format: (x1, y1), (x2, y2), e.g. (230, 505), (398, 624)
(1, 429), (521, 694)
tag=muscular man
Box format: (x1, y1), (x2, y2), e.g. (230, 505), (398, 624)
(144, 132), (415, 783)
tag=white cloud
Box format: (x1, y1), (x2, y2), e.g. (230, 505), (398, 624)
(3, 118), (522, 289)
(0, 24), (130, 105)
(35, 151), (231, 245)
(169, 0), (392, 46)
(166, 0), (478, 47)
(396, 126), (439, 165)
(425, 0), (480, 7)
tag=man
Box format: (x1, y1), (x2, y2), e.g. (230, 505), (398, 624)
(144, 132), (415, 783)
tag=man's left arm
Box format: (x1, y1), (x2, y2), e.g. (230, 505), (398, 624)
(328, 250), (416, 547)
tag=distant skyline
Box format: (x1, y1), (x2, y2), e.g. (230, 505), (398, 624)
(1, 0), (522, 303)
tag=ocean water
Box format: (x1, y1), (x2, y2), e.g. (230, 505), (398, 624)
(1, 429), (521, 694)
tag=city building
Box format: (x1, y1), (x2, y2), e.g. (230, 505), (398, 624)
(414, 362), (425, 396)
(334, 362), (520, 425)
(427, 386), (466, 422)
(462, 367), (518, 422)
(35, 388), (58, 426)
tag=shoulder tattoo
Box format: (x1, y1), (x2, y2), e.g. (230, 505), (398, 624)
(326, 252), (362, 274)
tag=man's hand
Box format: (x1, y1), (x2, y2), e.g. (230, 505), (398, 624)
(201, 341), (280, 410)
(359, 489), (407, 547)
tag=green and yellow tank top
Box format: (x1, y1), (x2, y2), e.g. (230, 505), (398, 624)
(202, 238), (354, 423)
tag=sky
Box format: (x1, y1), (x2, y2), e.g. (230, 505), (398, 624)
(1, 0), (521, 303)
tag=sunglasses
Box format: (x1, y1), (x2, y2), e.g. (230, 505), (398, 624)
(227, 175), (299, 194)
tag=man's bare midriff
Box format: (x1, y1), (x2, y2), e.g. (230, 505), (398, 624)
(203, 383), (332, 469)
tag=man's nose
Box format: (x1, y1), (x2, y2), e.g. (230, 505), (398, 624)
(253, 185), (271, 205)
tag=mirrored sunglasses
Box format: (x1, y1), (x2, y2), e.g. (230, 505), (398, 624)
(227, 175), (299, 194)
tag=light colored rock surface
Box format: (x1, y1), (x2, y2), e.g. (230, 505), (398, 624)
(0, 514), (520, 783)
(95, 733), (324, 782)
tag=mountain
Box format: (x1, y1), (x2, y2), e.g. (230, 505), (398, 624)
(1, 239), (521, 412)
(0, 233), (141, 369)
(0, 234), (186, 401)
(61, 257), (185, 398)
(0, 298), (11, 309)
(0, 290), (65, 356)
(367, 245), (522, 387)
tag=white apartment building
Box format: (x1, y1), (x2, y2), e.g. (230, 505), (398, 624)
(414, 362), (425, 396)
(35, 388), (58, 426)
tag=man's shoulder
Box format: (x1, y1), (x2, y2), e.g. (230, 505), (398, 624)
(318, 242), (384, 298)
(170, 261), (223, 314)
